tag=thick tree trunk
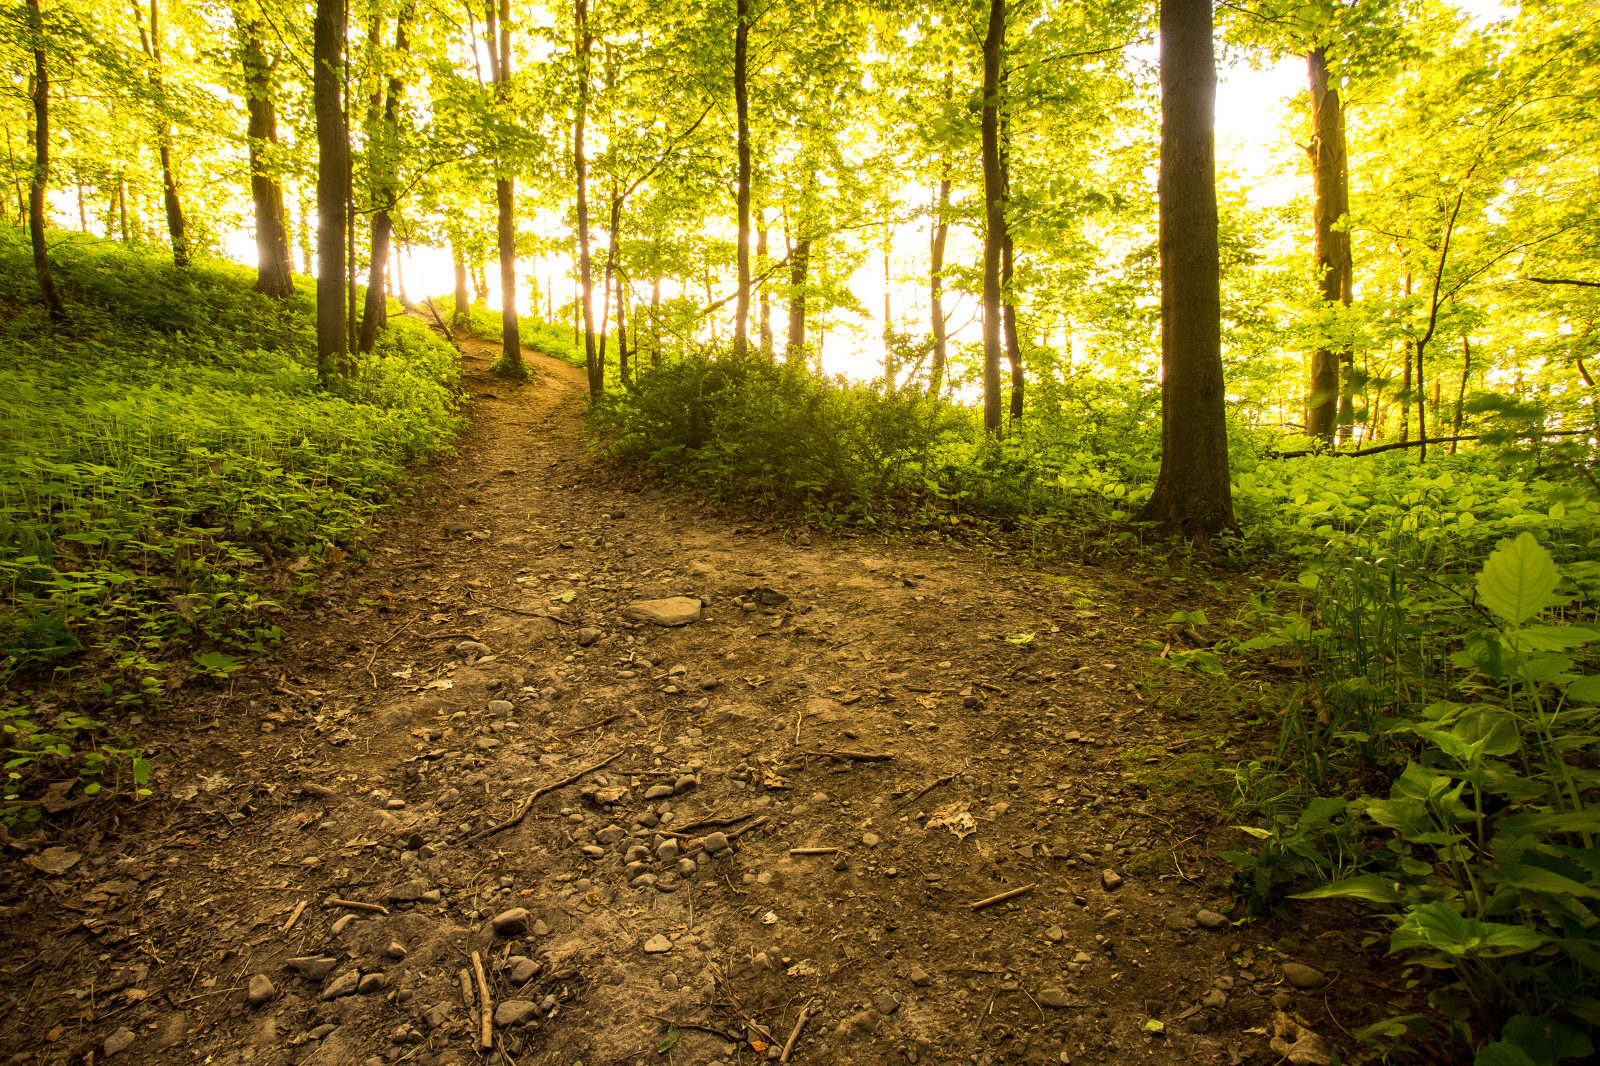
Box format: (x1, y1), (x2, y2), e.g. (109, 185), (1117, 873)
(241, 28), (294, 297)
(1414, 338), (1427, 459)
(1135, 0), (1235, 538)
(137, 0), (190, 268)
(483, 0), (522, 374)
(979, 0), (1005, 433)
(732, 0), (751, 354)
(358, 7), (410, 351)
(616, 272), (629, 381)
(313, 0), (348, 382)
(116, 172), (129, 242)
(26, 0), (64, 322)
(598, 189), (620, 366)
(576, 0), (599, 393)
(785, 237), (811, 362)
(451, 242), (469, 324)
(1307, 46), (1352, 443)
(1002, 234), (1023, 419)
(929, 177), (950, 394)
(757, 219), (772, 353)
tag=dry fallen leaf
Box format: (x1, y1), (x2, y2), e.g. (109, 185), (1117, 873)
(25, 846), (82, 876)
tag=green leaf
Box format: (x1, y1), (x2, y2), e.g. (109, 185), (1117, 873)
(1390, 902), (1546, 959)
(656, 1024), (679, 1054)
(1566, 674), (1600, 705)
(1291, 874), (1403, 904)
(1477, 532), (1559, 626)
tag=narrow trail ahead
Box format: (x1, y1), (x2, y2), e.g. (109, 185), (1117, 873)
(2, 339), (1356, 1066)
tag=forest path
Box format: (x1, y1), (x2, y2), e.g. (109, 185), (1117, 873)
(1, 337), (1352, 1066)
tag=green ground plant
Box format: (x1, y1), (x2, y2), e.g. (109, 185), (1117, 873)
(0, 226), (462, 815)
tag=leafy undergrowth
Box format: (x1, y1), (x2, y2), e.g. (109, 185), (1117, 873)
(591, 341), (1600, 1063)
(0, 225), (462, 815)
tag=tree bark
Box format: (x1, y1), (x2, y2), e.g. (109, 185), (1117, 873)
(485, 0), (522, 373)
(999, 68), (1022, 419)
(25, 0), (64, 322)
(1135, 0), (1235, 538)
(979, 0), (1005, 433)
(598, 187), (620, 366)
(732, 0), (751, 355)
(757, 218), (772, 353)
(929, 175), (950, 394)
(358, 5), (410, 351)
(313, 0), (348, 382)
(785, 237), (811, 362)
(1306, 46), (1352, 442)
(136, 0), (190, 268)
(451, 239), (469, 324)
(1450, 334), (1470, 454)
(616, 269), (629, 381)
(241, 25), (295, 297)
(576, 0), (599, 393)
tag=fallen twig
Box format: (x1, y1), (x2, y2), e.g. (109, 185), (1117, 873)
(469, 596), (574, 624)
(788, 847), (839, 856)
(368, 613), (423, 689)
(677, 817), (770, 861)
(779, 1000), (817, 1063)
(465, 750), (625, 842)
(892, 770), (960, 813)
(471, 950), (493, 1050)
(646, 1015), (741, 1043)
(326, 898), (390, 916)
(281, 899), (308, 932)
(969, 883), (1036, 911)
(672, 811), (760, 834)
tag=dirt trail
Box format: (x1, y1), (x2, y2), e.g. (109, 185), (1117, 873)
(1, 340), (1361, 1066)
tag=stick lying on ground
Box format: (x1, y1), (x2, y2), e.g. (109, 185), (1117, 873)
(465, 750), (625, 841)
(969, 883), (1036, 911)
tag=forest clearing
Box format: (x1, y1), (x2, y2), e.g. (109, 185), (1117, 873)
(2, 0), (1597, 1065)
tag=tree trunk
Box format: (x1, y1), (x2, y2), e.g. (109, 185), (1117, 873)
(598, 188), (621, 366)
(929, 176), (950, 394)
(999, 69), (1022, 420)
(313, 0), (348, 382)
(1450, 334), (1470, 454)
(785, 237), (811, 362)
(486, 0), (522, 374)
(616, 271), (629, 382)
(25, 0), (64, 322)
(1414, 338), (1427, 459)
(650, 273), (660, 366)
(451, 240), (469, 324)
(116, 172), (129, 241)
(732, 0), (751, 354)
(137, 0), (190, 268)
(979, 0), (1005, 433)
(1002, 234), (1023, 419)
(358, 6), (410, 351)
(575, 0), (599, 393)
(756, 218), (772, 353)
(472, 259), (488, 301)
(296, 190), (314, 274)
(1135, 0), (1235, 538)
(1307, 46), (1352, 443)
(241, 26), (295, 297)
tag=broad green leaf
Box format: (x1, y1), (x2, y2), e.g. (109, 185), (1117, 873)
(1477, 533), (1559, 626)
(1291, 874), (1402, 904)
(1390, 902), (1545, 958)
(1567, 674), (1600, 705)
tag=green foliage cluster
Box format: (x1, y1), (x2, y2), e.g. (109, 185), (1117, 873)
(0, 226), (461, 810)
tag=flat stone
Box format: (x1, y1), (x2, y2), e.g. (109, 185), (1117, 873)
(420, 1003), (452, 1030)
(643, 934), (673, 954)
(358, 973), (388, 994)
(1101, 868), (1123, 890)
(862, 832), (881, 847)
(495, 999), (539, 1028)
(506, 957), (541, 984)
(320, 971), (362, 1000)
(1037, 988), (1070, 1008)
(644, 784), (674, 800)
(532, 919), (549, 936)
(908, 966), (932, 987)
(1196, 909), (1228, 930)
(488, 700), (514, 715)
(576, 627), (603, 647)
(246, 974), (275, 1007)
(596, 825), (626, 844)
(491, 908), (529, 936)
(1045, 925), (1065, 943)
(101, 1028), (136, 1057)
(1281, 963), (1328, 989)
(288, 957), (339, 980)
(386, 878), (430, 902)
(1201, 989), (1228, 1009)
(621, 597), (702, 627)
(385, 941), (408, 959)
(674, 774), (699, 792)
(676, 858), (697, 877)
(701, 832), (730, 855)
(872, 993), (900, 1015)
(657, 839), (681, 862)
(1162, 914), (1193, 931)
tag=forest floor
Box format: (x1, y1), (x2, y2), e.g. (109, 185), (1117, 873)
(0, 336), (1390, 1066)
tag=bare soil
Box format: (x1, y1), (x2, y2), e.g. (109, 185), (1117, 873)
(0, 339), (1399, 1066)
